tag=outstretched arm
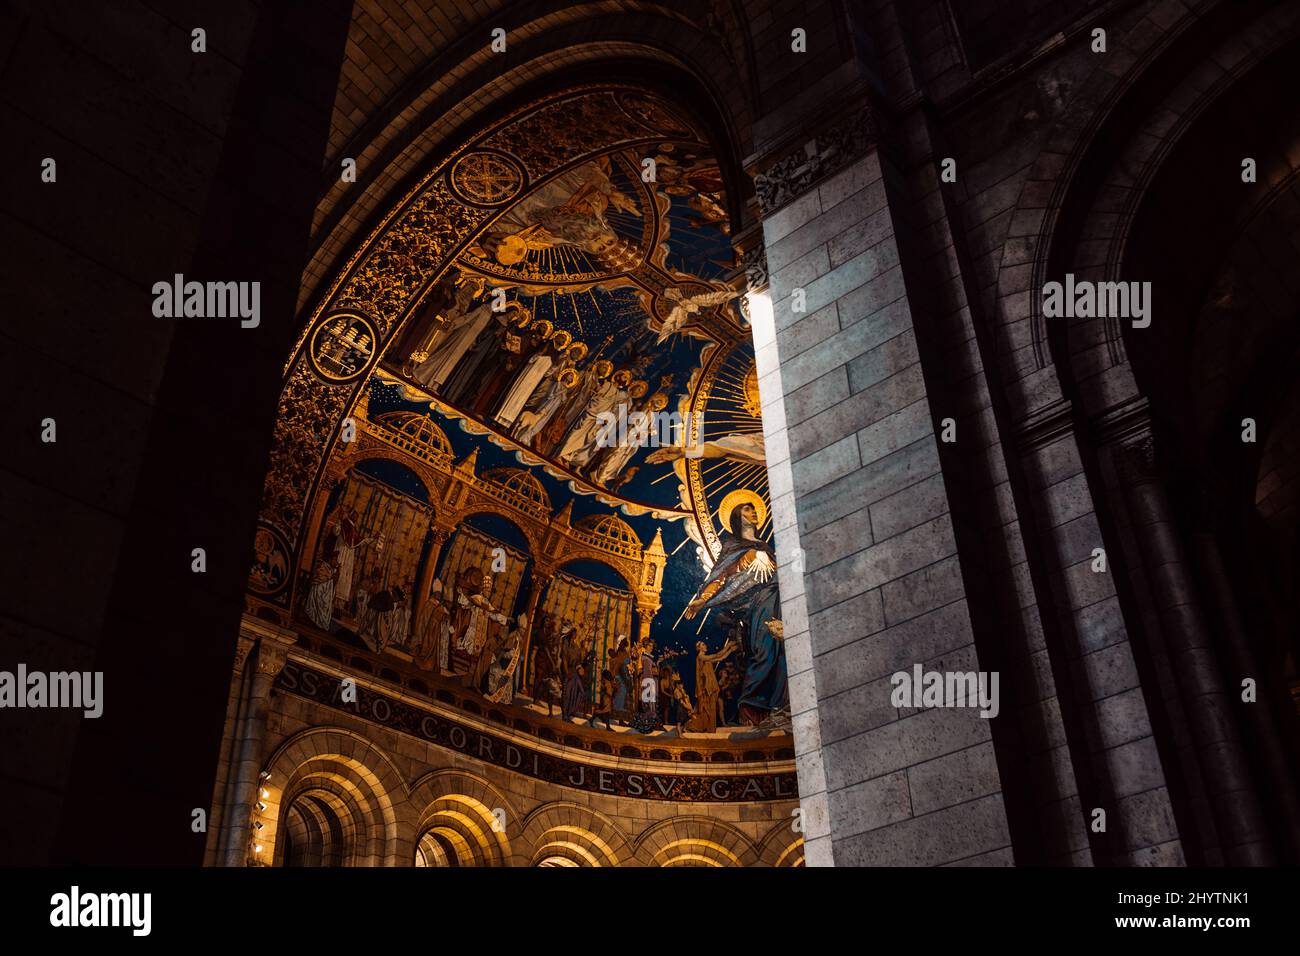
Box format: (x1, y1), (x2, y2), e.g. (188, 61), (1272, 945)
(645, 441), (727, 464)
(704, 644), (735, 663)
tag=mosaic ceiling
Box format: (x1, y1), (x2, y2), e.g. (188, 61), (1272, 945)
(250, 85), (787, 740)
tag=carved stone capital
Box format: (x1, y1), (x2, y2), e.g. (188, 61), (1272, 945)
(752, 109), (875, 216)
(255, 641), (291, 678)
(742, 244), (769, 295)
(239, 613), (298, 679)
(231, 634), (255, 675)
(731, 222), (769, 296)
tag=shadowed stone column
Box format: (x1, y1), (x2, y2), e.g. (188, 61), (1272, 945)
(1114, 429), (1271, 864)
(220, 616), (295, 867)
(205, 631), (256, 866)
(1192, 517), (1300, 859)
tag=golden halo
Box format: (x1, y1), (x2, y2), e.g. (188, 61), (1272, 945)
(612, 369), (632, 388)
(504, 302), (532, 327)
(592, 359), (613, 379)
(532, 318), (553, 339)
(551, 329), (572, 350)
(628, 380), (649, 399)
(496, 235), (529, 265)
(455, 274), (487, 299)
(568, 342), (589, 361)
(717, 489), (767, 533)
(558, 368), (581, 388)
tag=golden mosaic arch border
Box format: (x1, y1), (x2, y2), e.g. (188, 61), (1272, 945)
(674, 339), (771, 560)
(260, 84), (715, 608)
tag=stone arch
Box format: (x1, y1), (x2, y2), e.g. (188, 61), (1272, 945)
(1055, 5), (1300, 422)
(302, 3), (763, 315)
(756, 818), (804, 868)
(631, 815), (758, 867)
(407, 769), (520, 867)
(346, 453), (436, 500)
(334, 441), (442, 500)
(973, 0), (1300, 866)
(259, 727), (408, 867)
(989, 0), (1300, 420)
(518, 801), (632, 867)
(262, 81), (752, 611)
(280, 789), (353, 867)
(279, 781), (370, 867)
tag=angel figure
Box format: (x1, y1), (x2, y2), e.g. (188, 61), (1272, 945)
(654, 286), (739, 344)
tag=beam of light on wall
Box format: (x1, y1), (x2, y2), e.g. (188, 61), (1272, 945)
(745, 289), (781, 426)
(746, 289), (775, 368)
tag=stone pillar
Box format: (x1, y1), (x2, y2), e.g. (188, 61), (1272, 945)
(1114, 430), (1271, 864)
(1192, 523), (1300, 859)
(205, 632), (257, 866)
(747, 99), (1012, 866)
(219, 616), (295, 867)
